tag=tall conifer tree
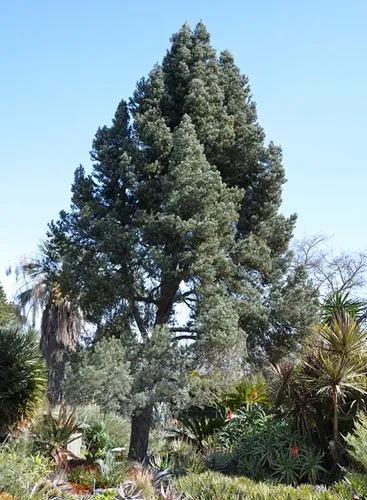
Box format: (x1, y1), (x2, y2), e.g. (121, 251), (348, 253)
(46, 22), (316, 460)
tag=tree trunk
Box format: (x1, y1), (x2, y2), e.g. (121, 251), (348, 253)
(127, 277), (179, 461)
(154, 278), (180, 326)
(331, 388), (340, 464)
(333, 389), (338, 445)
(128, 405), (153, 462)
(41, 299), (81, 407)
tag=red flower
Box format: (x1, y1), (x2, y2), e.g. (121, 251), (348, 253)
(290, 444), (300, 458)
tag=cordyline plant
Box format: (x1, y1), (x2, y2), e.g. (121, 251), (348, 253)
(270, 308), (367, 466)
(42, 22), (315, 461)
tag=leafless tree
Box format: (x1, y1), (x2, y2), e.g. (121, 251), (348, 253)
(293, 235), (367, 297)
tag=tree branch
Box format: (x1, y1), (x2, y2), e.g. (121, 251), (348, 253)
(172, 334), (197, 341)
(131, 301), (148, 339)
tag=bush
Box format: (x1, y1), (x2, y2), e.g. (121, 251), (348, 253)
(332, 472), (367, 499)
(0, 444), (52, 499)
(76, 404), (130, 455)
(218, 406), (325, 484)
(176, 471), (337, 499)
(0, 327), (46, 435)
(165, 440), (206, 477)
(84, 420), (110, 461)
(64, 338), (132, 414)
(345, 411), (367, 471)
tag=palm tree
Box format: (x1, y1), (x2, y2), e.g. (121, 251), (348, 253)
(15, 255), (81, 407)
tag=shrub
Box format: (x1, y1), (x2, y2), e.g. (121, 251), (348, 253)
(97, 451), (127, 486)
(221, 374), (269, 410)
(165, 440), (205, 477)
(76, 404), (130, 456)
(218, 405), (325, 484)
(345, 411), (367, 471)
(0, 445), (52, 499)
(84, 420), (110, 461)
(0, 327), (46, 435)
(172, 405), (226, 451)
(332, 472), (367, 499)
(64, 338), (132, 414)
(175, 471), (337, 500)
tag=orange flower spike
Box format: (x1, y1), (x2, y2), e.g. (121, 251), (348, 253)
(226, 410), (234, 421)
(250, 388), (258, 401)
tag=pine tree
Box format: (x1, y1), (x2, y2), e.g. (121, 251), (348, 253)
(46, 22), (316, 459)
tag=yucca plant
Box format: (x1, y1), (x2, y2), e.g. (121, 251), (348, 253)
(0, 326), (46, 436)
(322, 292), (365, 325)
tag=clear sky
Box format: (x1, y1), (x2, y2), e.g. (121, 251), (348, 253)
(1, 0), (366, 297)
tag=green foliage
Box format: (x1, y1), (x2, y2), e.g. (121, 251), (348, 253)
(0, 284), (19, 327)
(97, 451), (127, 487)
(76, 404), (130, 450)
(64, 338), (132, 415)
(322, 291), (365, 325)
(217, 406), (325, 485)
(94, 491), (119, 500)
(32, 406), (82, 467)
(44, 21), (317, 457)
(221, 374), (269, 410)
(270, 308), (367, 463)
(175, 471), (337, 499)
(203, 444), (234, 473)
(332, 472), (367, 499)
(345, 412), (367, 471)
(0, 444), (52, 499)
(84, 420), (110, 461)
(165, 440), (205, 477)
(172, 406), (226, 451)
(0, 326), (46, 435)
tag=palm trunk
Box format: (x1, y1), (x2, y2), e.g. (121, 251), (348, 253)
(128, 405), (153, 462)
(41, 299), (81, 407)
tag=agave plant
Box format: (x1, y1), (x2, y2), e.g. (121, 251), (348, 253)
(30, 476), (72, 498)
(116, 480), (143, 499)
(159, 483), (185, 500)
(33, 405), (82, 469)
(203, 445), (234, 473)
(0, 326), (46, 436)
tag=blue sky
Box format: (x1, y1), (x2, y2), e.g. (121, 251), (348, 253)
(1, 0), (366, 297)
